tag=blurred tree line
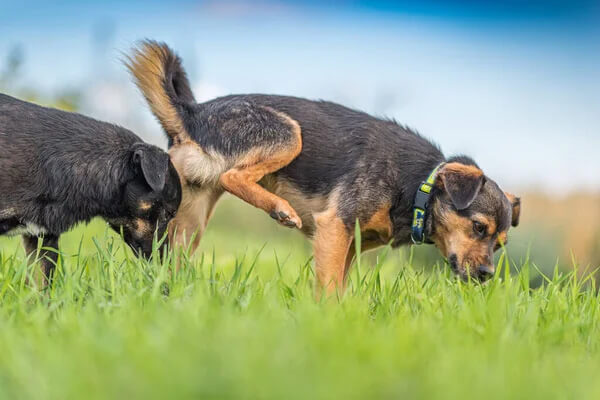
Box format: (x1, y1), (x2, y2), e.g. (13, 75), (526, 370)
(1, 44), (82, 111)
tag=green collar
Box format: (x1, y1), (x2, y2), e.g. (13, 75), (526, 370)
(411, 163), (444, 244)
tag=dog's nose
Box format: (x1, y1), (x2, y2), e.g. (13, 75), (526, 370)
(477, 265), (495, 279)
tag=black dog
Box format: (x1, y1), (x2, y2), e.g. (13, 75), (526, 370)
(127, 40), (520, 295)
(0, 93), (182, 280)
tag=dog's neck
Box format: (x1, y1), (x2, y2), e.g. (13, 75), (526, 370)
(48, 151), (133, 232)
(389, 153), (445, 247)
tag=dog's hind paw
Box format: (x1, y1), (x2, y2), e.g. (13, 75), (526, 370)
(269, 204), (302, 229)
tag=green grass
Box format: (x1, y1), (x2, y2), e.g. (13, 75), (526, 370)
(0, 196), (599, 399)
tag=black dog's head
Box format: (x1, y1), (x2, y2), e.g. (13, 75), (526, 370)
(429, 159), (521, 281)
(107, 143), (182, 259)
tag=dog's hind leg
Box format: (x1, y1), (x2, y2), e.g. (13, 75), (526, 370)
(219, 126), (303, 229)
(169, 187), (223, 255)
(23, 235), (59, 285)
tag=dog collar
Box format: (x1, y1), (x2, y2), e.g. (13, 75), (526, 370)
(411, 163), (444, 244)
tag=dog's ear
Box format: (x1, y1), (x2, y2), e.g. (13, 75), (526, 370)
(504, 192), (521, 227)
(437, 162), (485, 210)
(131, 143), (169, 192)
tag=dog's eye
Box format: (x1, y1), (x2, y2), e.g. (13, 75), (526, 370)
(472, 221), (487, 236)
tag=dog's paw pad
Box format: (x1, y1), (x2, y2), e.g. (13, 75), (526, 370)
(282, 219), (297, 227)
(270, 205), (302, 229)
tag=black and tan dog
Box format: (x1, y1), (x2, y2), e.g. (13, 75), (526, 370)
(0, 93), (181, 281)
(127, 40), (520, 294)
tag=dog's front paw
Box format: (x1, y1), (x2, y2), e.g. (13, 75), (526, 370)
(269, 203), (302, 229)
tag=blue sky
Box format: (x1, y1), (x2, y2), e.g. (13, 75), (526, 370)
(1, 0), (599, 192)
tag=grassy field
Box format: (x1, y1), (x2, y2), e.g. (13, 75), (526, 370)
(0, 196), (600, 399)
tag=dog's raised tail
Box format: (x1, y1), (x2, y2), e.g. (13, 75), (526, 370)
(125, 40), (195, 143)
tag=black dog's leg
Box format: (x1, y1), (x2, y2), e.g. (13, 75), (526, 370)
(23, 235), (59, 285)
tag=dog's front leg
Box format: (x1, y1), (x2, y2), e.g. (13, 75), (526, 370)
(343, 240), (383, 278)
(313, 209), (352, 297)
(23, 235), (59, 285)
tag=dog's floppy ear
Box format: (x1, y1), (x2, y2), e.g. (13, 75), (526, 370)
(131, 143), (169, 192)
(437, 162), (485, 210)
(504, 192), (521, 227)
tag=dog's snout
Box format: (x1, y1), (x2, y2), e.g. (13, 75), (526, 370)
(127, 239), (153, 260)
(477, 264), (495, 279)
(448, 254), (459, 271)
(142, 248), (154, 260)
